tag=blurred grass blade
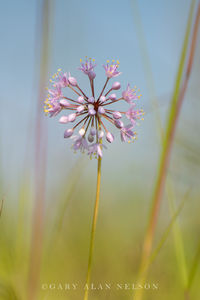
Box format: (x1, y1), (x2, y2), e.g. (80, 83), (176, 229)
(186, 240), (200, 292)
(133, 1), (197, 299)
(0, 198), (3, 217)
(149, 189), (190, 266)
(168, 186), (188, 286)
(139, 188), (190, 276)
(131, 0), (163, 135)
(48, 157), (86, 245)
(27, 0), (53, 299)
(54, 158), (86, 234)
(0, 282), (19, 300)
(131, 0), (189, 287)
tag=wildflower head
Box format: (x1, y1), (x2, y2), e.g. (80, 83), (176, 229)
(103, 60), (121, 78)
(122, 84), (141, 103)
(79, 57), (96, 80)
(44, 59), (144, 157)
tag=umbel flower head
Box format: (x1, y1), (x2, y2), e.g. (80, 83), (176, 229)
(44, 58), (144, 158)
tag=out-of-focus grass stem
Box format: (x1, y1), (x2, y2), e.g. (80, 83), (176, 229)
(0, 198), (3, 217)
(83, 157), (102, 300)
(27, 0), (53, 299)
(138, 189), (190, 278)
(185, 239), (200, 298)
(131, 0), (197, 292)
(133, 1), (198, 299)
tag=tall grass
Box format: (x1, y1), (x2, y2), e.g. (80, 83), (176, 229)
(27, 0), (52, 299)
(133, 1), (200, 300)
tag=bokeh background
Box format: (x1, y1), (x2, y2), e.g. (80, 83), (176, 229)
(0, 0), (200, 299)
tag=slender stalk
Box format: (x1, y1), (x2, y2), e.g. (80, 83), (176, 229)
(69, 85), (81, 96)
(90, 79), (95, 98)
(83, 156), (102, 300)
(27, 0), (52, 299)
(185, 239), (200, 295)
(104, 88), (112, 97)
(102, 98), (123, 106)
(133, 2), (198, 300)
(97, 78), (109, 101)
(0, 197), (3, 217)
(77, 84), (88, 99)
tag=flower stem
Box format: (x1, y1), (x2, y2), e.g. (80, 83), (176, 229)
(97, 78), (109, 101)
(83, 156), (102, 300)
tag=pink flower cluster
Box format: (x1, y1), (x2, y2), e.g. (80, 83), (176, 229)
(44, 58), (144, 158)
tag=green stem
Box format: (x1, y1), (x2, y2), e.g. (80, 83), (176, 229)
(83, 156), (102, 300)
(133, 1), (197, 300)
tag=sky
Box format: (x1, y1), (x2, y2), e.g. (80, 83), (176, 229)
(0, 0), (197, 198)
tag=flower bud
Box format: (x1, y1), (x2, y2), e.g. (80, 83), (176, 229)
(77, 96), (84, 103)
(112, 82), (121, 90)
(106, 132), (114, 143)
(114, 119), (124, 129)
(64, 128), (74, 138)
(88, 96), (95, 103)
(79, 128), (85, 136)
(90, 126), (96, 136)
(88, 104), (96, 116)
(98, 130), (104, 138)
(100, 96), (106, 102)
(59, 99), (70, 107)
(88, 71), (96, 80)
(59, 116), (68, 124)
(68, 113), (76, 122)
(68, 76), (77, 86)
(109, 93), (117, 101)
(77, 105), (85, 113)
(112, 111), (122, 119)
(98, 106), (105, 114)
(88, 134), (94, 143)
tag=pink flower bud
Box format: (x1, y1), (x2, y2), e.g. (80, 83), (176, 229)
(98, 106), (105, 114)
(90, 126), (96, 136)
(88, 134), (94, 143)
(68, 76), (77, 86)
(77, 96), (84, 103)
(114, 119), (124, 129)
(64, 128), (74, 138)
(112, 111), (122, 119)
(88, 96), (95, 103)
(68, 113), (76, 122)
(77, 105), (85, 113)
(106, 132), (114, 143)
(98, 130), (104, 138)
(59, 99), (70, 107)
(59, 116), (68, 124)
(79, 128), (85, 136)
(88, 104), (96, 116)
(88, 71), (96, 80)
(109, 93), (117, 101)
(112, 82), (121, 90)
(100, 96), (106, 102)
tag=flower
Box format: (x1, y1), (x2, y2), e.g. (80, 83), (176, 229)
(44, 59), (143, 157)
(88, 143), (107, 158)
(48, 85), (63, 100)
(58, 72), (70, 88)
(120, 125), (137, 142)
(72, 136), (89, 153)
(103, 60), (121, 78)
(126, 105), (144, 125)
(122, 84), (140, 103)
(79, 57), (96, 80)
